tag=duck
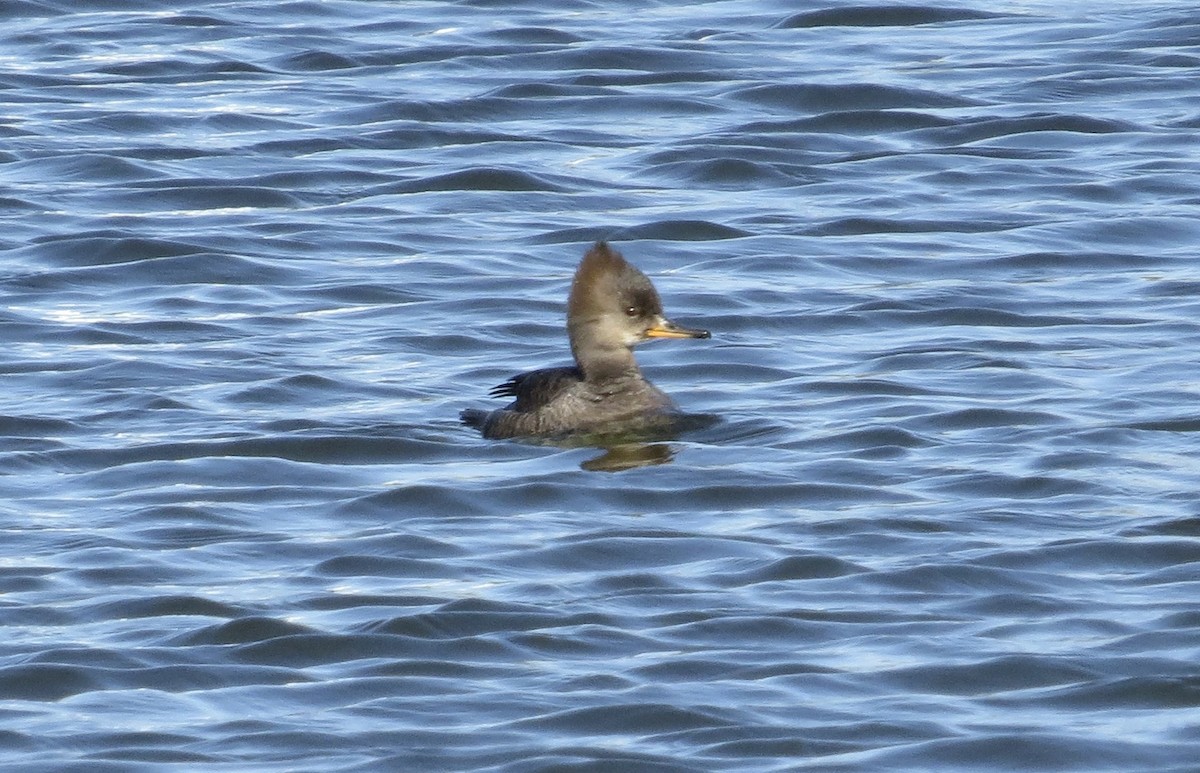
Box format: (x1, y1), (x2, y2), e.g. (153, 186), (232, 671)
(461, 241), (709, 439)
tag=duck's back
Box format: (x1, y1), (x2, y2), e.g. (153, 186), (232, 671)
(462, 366), (676, 439)
(490, 366), (584, 412)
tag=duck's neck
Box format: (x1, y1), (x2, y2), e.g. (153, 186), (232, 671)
(570, 325), (639, 382)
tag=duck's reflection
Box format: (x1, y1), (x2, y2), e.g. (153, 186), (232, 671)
(580, 443), (674, 472)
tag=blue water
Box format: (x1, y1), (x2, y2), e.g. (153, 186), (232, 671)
(3, 1), (1199, 770)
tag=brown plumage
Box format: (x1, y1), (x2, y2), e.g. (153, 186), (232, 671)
(461, 242), (709, 440)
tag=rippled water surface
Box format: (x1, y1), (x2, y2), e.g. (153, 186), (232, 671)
(3, 1), (1200, 770)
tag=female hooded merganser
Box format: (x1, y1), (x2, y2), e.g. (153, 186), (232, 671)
(461, 241), (710, 440)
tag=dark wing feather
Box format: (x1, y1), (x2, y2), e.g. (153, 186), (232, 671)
(490, 366), (582, 411)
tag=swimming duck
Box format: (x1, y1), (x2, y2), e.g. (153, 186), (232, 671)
(461, 241), (709, 439)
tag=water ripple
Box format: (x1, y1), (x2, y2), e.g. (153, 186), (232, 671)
(2, 1), (1199, 771)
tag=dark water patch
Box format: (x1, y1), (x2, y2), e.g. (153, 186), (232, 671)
(880, 654), (1096, 696)
(48, 110), (195, 136)
(873, 563), (1057, 595)
(984, 538), (1200, 575)
(0, 195), (39, 210)
(777, 6), (1008, 28)
(978, 615), (1134, 647)
(0, 319), (149, 346)
(313, 555), (459, 580)
(380, 167), (570, 194)
(301, 281), (423, 306)
(338, 483), (501, 519)
(914, 113), (1142, 145)
(497, 751), (699, 773)
(508, 625), (658, 660)
(0, 0), (61, 19)
(803, 426), (934, 456)
(334, 93), (718, 125)
(1146, 53), (1200, 68)
(916, 407), (1065, 430)
(570, 70), (729, 88)
(670, 361), (795, 388)
(22, 232), (212, 267)
(806, 379), (939, 398)
(365, 43), (535, 67)
(731, 83), (983, 112)
(608, 220), (752, 241)
(1023, 675), (1200, 711)
(66, 144), (227, 163)
(233, 631), (518, 669)
(160, 12), (234, 27)
(0, 600), (75, 627)
(111, 185), (303, 210)
(686, 414), (789, 447)
(454, 0), (598, 8)
(345, 657), (517, 685)
(719, 554), (869, 584)
(982, 251), (1159, 271)
(929, 471), (1095, 499)
(312, 533), (465, 566)
(758, 109), (958, 135)
(869, 732), (1179, 772)
(485, 82), (614, 99)
(5, 153), (166, 183)
(0, 663), (100, 701)
(89, 318), (233, 344)
(86, 747), (216, 764)
(1015, 71), (1198, 106)
(483, 26), (586, 45)
(354, 124), (536, 150)
(632, 657), (746, 683)
(65, 560), (188, 590)
(858, 347), (1026, 378)
(369, 599), (612, 640)
(1123, 516), (1200, 539)
(1123, 416), (1200, 432)
(275, 50), (362, 72)
(641, 157), (806, 188)
(248, 135), (363, 155)
(905, 306), (1136, 328)
(27, 651), (308, 693)
(128, 522), (280, 550)
(701, 733), (892, 761)
(657, 609), (902, 652)
(641, 140), (846, 168)
(87, 594), (247, 621)
(512, 702), (736, 734)
(227, 374), (346, 405)
(555, 43), (722, 73)
(0, 413), (78, 437)
(1066, 215), (1200, 249)
(588, 571), (683, 595)
(0, 565), (59, 594)
(193, 112), (311, 133)
(0, 730), (39, 756)
(946, 591), (1078, 618)
(2, 762), (165, 773)
(808, 216), (1022, 236)
(92, 58), (269, 81)
(172, 616), (315, 646)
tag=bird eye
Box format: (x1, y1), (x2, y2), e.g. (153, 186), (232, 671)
(624, 306), (639, 317)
